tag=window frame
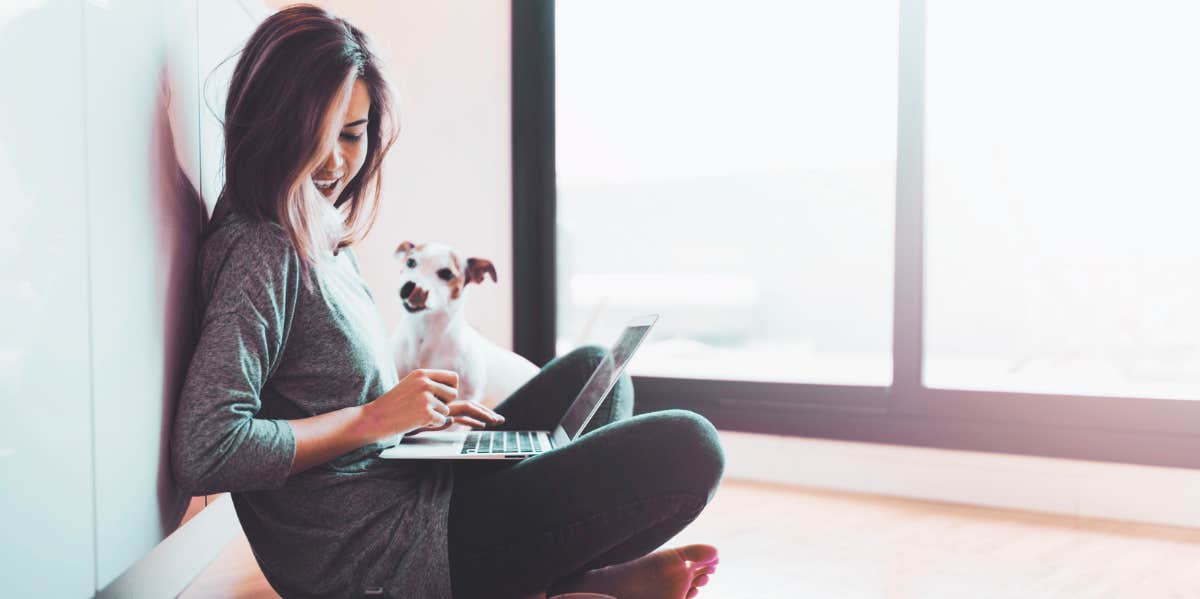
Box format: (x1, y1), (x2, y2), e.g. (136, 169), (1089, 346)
(511, 0), (1200, 469)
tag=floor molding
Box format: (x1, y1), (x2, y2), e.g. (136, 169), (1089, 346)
(97, 495), (240, 599)
(718, 430), (1200, 529)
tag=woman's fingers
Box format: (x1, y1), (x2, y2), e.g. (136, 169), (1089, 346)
(427, 411), (452, 429)
(425, 379), (458, 403)
(448, 400), (504, 424)
(421, 368), (459, 388)
(406, 414), (450, 436)
(453, 415), (487, 429)
(407, 413), (487, 435)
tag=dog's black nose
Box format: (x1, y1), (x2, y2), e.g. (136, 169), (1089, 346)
(400, 281), (415, 299)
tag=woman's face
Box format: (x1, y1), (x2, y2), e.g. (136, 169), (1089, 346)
(312, 78), (371, 202)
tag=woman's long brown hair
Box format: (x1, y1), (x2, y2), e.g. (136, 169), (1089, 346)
(208, 3), (398, 292)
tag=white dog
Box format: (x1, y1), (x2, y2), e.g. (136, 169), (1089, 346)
(388, 240), (540, 417)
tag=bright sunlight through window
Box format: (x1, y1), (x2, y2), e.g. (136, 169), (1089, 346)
(924, 0), (1200, 399)
(554, 0), (898, 385)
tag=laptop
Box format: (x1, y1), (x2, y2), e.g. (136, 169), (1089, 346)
(379, 314), (658, 460)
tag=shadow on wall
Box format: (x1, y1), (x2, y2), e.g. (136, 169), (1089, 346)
(151, 62), (209, 534)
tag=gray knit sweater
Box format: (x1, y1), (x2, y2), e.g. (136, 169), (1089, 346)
(171, 211), (454, 598)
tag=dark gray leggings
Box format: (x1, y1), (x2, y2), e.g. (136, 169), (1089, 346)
(446, 345), (725, 599)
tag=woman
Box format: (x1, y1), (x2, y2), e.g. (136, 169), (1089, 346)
(171, 5), (724, 598)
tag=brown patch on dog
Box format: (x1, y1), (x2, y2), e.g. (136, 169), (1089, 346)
(464, 257), (497, 287)
(395, 240), (416, 256)
(449, 253), (464, 300)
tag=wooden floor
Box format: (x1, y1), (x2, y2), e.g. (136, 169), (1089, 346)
(179, 478), (1200, 598)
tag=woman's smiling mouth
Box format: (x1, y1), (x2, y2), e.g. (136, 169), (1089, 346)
(313, 174), (342, 197)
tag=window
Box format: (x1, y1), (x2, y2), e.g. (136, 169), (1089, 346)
(924, 0), (1200, 399)
(513, 0), (1200, 468)
(554, 0), (898, 386)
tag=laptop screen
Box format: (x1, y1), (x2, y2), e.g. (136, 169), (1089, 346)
(556, 318), (656, 440)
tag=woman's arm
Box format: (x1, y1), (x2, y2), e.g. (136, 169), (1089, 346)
(173, 225), (492, 491)
(172, 310), (298, 495)
(173, 226), (304, 496)
(287, 404), (373, 475)
(290, 367), (488, 475)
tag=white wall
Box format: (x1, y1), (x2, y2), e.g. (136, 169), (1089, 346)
(0, 0), (273, 596)
(0, 1), (95, 596)
(276, 0), (516, 347)
(723, 431), (1200, 530)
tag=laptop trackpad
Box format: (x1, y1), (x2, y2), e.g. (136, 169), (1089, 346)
(398, 432), (463, 446)
(377, 431), (468, 459)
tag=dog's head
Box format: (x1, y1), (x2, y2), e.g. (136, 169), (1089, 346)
(393, 240), (497, 315)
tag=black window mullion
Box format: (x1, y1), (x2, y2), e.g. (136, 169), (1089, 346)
(512, 0), (557, 367)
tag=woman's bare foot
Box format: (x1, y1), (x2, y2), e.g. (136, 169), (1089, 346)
(548, 543), (719, 599)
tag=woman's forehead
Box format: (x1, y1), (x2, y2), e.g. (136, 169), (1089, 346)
(344, 79), (371, 123)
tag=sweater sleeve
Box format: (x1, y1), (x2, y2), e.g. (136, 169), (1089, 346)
(170, 224), (301, 495)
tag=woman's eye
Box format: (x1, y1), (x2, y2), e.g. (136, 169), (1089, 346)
(406, 258), (416, 268)
(437, 268), (454, 281)
(340, 132), (363, 142)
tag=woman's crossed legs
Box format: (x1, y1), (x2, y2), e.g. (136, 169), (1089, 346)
(447, 345), (725, 599)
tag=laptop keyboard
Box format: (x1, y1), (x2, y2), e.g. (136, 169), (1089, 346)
(461, 430), (545, 455)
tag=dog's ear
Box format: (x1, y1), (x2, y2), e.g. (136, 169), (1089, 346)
(394, 240), (416, 258)
(464, 257), (497, 287)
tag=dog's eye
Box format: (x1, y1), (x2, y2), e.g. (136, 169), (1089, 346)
(437, 268), (454, 281)
(406, 258), (417, 268)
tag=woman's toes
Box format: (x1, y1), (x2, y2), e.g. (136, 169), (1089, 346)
(676, 543), (719, 565)
(686, 587), (699, 599)
(693, 574), (710, 587)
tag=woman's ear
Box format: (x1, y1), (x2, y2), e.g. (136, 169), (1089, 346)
(464, 257), (497, 286)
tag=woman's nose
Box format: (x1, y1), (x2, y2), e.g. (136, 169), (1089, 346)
(321, 149), (344, 172)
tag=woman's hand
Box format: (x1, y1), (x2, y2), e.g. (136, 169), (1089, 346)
(358, 369), (464, 443)
(407, 399), (505, 436)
